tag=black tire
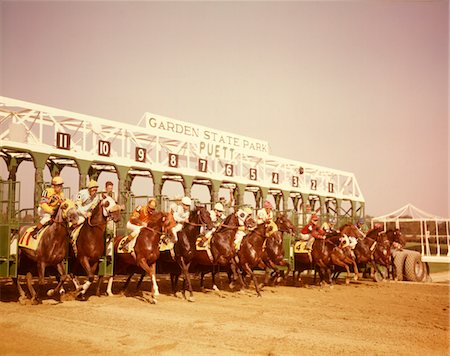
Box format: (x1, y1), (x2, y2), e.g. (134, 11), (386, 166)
(404, 251), (426, 282)
(393, 250), (408, 281)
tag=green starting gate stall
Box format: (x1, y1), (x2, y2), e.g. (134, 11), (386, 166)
(0, 96), (366, 277)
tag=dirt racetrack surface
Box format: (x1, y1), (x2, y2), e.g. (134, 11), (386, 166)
(0, 274), (448, 355)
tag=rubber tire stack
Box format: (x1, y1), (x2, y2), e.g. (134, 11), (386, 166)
(392, 249), (428, 282)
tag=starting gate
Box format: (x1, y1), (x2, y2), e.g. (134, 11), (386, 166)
(0, 96), (366, 277)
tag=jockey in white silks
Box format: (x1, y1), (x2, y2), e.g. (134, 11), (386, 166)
(75, 180), (101, 226)
(171, 197), (191, 242)
(204, 202), (226, 239)
(234, 207), (253, 248)
(257, 200), (278, 236)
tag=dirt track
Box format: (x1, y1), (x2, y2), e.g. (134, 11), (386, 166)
(0, 275), (448, 355)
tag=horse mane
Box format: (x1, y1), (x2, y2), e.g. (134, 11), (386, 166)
(216, 213), (238, 233)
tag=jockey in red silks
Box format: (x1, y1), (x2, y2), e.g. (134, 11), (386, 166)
(300, 214), (325, 250)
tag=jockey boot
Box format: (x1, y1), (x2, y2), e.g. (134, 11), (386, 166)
(31, 223), (44, 239)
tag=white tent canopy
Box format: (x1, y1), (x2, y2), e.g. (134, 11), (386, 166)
(373, 203), (445, 221)
(372, 203), (449, 263)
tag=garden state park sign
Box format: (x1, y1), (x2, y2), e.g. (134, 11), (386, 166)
(146, 115), (269, 160)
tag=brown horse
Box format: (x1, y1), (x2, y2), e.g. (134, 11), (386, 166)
(237, 223), (283, 296)
(259, 214), (296, 286)
(349, 226), (391, 281)
(107, 212), (176, 304)
(13, 201), (78, 304)
(158, 205), (214, 302)
(71, 195), (122, 300)
(191, 212), (255, 296)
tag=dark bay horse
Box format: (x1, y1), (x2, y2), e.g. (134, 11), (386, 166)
(347, 225), (392, 281)
(158, 205), (214, 302)
(259, 214), (297, 286)
(107, 212), (176, 304)
(13, 201), (78, 304)
(191, 212), (255, 296)
(71, 195), (122, 300)
(237, 223), (283, 297)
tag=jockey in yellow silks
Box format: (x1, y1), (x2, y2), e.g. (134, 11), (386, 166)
(33, 176), (65, 238)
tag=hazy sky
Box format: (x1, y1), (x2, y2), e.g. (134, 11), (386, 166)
(1, 1), (448, 217)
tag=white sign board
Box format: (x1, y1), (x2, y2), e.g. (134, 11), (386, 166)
(145, 114), (270, 159)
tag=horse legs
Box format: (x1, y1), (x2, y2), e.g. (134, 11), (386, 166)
(244, 263), (262, 297)
(136, 258), (158, 304)
(94, 275), (103, 296)
(179, 257), (194, 302)
(230, 258), (245, 290)
(25, 272), (40, 304)
(47, 262), (69, 299)
(211, 264), (224, 298)
(77, 257), (95, 300)
(13, 277), (28, 304)
(106, 275), (114, 296)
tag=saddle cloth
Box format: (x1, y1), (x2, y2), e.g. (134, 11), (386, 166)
(117, 235), (138, 254)
(18, 226), (49, 251)
(159, 238), (174, 252)
(195, 235), (209, 251)
(294, 241), (309, 254)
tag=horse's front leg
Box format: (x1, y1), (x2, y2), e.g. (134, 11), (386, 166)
(77, 257), (94, 300)
(179, 256), (194, 302)
(26, 272), (40, 305)
(47, 262), (69, 299)
(244, 263), (261, 297)
(211, 264), (223, 297)
(106, 275), (114, 296)
(13, 277), (28, 304)
(136, 258), (158, 304)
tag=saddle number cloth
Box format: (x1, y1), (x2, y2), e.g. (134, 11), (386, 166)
(294, 241), (309, 254)
(117, 235), (138, 254)
(18, 226), (49, 251)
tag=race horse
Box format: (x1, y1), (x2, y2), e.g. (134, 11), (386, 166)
(294, 226), (358, 287)
(343, 225), (392, 281)
(158, 205), (214, 301)
(192, 212), (255, 297)
(13, 200), (78, 304)
(237, 223), (285, 297)
(259, 214), (297, 286)
(71, 195), (122, 300)
(107, 211), (176, 304)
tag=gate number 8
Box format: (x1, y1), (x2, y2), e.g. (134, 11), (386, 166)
(169, 153), (178, 168)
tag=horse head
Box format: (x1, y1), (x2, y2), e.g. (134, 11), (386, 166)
(61, 199), (79, 226)
(195, 205), (214, 230)
(386, 229), (405, 248)
(100, 194), (122, 222)
(162, 211), (177, 241)
(276, 214), (297, 235)
(245, 215), (257, 230)
(340, 224), (365, 239)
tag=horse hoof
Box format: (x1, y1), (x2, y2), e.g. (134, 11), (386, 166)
(187, 296), (195, 303)
(276, 277), (283, 284)
(77, 293), (87, 302)
(18, 296), (29, 305)
(106, 292), (113, 297)
(229, 282), (235, 290)
(47, 289), (55, 297)
(257, 294), (262, 298)
(154, 291), (160, 297)
(31, 298), (41, 305)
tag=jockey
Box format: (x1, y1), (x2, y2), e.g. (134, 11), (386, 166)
(172, 196), (191, 242)
(204, 202), (225, 239)
(234, 206), (253, 248)
(355, 217), (369, 237)
(321, 216), (337, 234)
(74, 180), (100, 226)
(257, 200), (278, 236)
(301, 214), (325, 250)
(123, 198), (157, 250)
(33, 176), (65, 238)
